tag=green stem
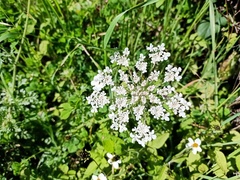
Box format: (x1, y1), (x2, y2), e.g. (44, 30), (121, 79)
(12, 0), (30, 94)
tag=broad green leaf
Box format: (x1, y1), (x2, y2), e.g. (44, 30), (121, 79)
(148, 133), (169, 149)
(59, 164), (69, 174)
(39, 40), (49, 55)
(197, 21), (220, 39)
(60, 109), (72, 120)
(84, 161), (98, 178)
(156, 164), (168, 180)
(215, 150), (228, 174)
(198, 163), (208, 173)
(212, 164), (227, 178)
(68, 143), (78, 153)
(26, 24), (35, 34)
(236, 155), (240, 171)
(187, 152), (201, 172)
(102, 139), (114, 152)
(68, 170), (76, 175)
(230, 130), (240, 142)
(59, 103), (73, 120)
(0, 31), (18, 42)
(11, 162), (21, 176)
(156, 0), (165, 7)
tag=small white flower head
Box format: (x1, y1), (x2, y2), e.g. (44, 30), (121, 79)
(130, 121), (156, 147)
(118, 70), (129, 83)
(106, 153), (121, 169)
(133, 71), (140, 84)
(111, 85), (127, 96)
(147, 43), (170, 64)
(86, 91), (110, 113)
(164, 65), (182, 83)
(110, 48), (130, 67)
(148, 70), (160, 82)
(135, 56), (147, 73)
(91, 67), (114, 91)
(133, 105), (145, 120)
(186, 138), (202, 154)
(92, 173), (107, 180)
(109, 110), (129, 132)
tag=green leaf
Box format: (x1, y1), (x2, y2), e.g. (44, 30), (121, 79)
(68, 143), (78, 153)
(236, 155), (240, 171)
(225, 33), (239, 52)
(84, 161), (98, 178)
(197, 21), (211, 39)
(197, 21), (220, 39)
(102, 139), (114, 153)
(148, 133), (169, 149)
(156, 0), (165, 7)
(212, 164), (227, 178)
(215, 150), (228, 174)
(187, 152), (201, 172)
(39, 40), (49, 55)
(26, 24), (35, 34)
(156, 164), (168, 180)
(11, 162), (21, 176)
(198, 163), (209, 173)
(59, 164), (69, 174)
(0, 31), (19, 42)
(60, 109), (72, 120)
(59, 103), (73, 120)
(68, 170), (76, 175)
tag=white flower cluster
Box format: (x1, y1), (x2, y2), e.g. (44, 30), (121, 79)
(87, 44), (191, 147)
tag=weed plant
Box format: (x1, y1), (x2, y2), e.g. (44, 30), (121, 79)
(0, 0), (239, 179)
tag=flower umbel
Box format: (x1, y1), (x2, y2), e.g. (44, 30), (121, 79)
(87, 44), (191, 147)
(107, 153), (121, 169)
(186, 138), (202, 154)
(92, 173), (107, 180)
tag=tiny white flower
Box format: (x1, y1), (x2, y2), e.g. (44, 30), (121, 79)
(133, 71), (140, 84)
(92, 173), (107, 180)
(146, 43), (154, 52)
(133, 105), (145, 120)
(186, 138), (202, 154)
(118, 70), (129, 83)
(130, 122), (156, 147)
(123, 47), (130, 56)
(106, 153), (121, 169)
(148, 70), (160, 81)
(135, 58), (147, 73)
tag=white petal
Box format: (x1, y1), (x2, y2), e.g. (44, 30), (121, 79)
(197, 147), (202, 152)
(192, 148), (197, 154)
(92, 175), (98, 180)
(195, 138), (201, 145)
(188, 138), (194, 144)
(112, 161), (119, 169)
(106, 153), (113, 159)
(99, 173), (107, 180)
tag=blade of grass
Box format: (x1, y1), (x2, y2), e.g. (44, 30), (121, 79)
(209, 0), (218, 111)
(221, 112), (240, 126)
(217, 87), (240, 111)
(12, 0), (30, 94)
(41, 0), (64, 29)
(103, 0), (159, 49)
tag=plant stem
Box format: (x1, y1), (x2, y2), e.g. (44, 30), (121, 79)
(12, 0), (30, 95)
